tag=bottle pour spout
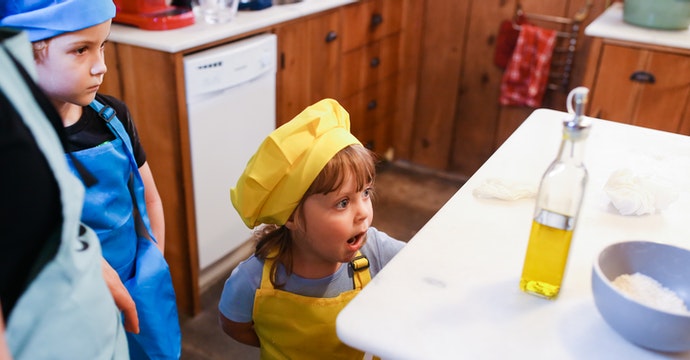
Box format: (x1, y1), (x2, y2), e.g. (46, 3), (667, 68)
(565, 87), (591, 134)
(566, 86), (590, 119)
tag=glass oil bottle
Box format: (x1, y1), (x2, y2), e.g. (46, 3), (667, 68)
(519, 87), (590, 300)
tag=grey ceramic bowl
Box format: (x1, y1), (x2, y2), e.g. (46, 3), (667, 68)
(592, 241), (690, 353)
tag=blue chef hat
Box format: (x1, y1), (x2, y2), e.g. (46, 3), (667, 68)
(0, 0), (116, 42)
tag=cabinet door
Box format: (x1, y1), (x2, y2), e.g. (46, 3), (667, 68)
(634, 50), (690, 133)
(276, 20), (311, 125)
(588, 44), (642, 124)
(590, 44), (690, 133)
(276, 10), (341, 126)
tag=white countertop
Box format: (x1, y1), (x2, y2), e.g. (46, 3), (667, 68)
(108, 0), (355, 53)
(585, 2), (690, 50)
(336, 109), (690, 359)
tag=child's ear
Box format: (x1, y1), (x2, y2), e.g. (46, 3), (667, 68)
(284, 217), (295, 230)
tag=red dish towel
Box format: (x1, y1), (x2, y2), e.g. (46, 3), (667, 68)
(493, 15), (529, 69)
(499, 24), (557, 107)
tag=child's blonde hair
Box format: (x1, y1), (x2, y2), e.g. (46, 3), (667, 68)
(254, 144), (377, 287)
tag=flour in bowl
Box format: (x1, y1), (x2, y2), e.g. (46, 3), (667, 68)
(612, 272), (690, 314)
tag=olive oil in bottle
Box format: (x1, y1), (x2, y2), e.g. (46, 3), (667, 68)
(520, 87), (590, 300)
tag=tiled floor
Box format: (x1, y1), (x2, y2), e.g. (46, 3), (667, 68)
(179, 161), (465, 359)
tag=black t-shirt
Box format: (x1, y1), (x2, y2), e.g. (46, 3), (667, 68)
(64, 93), (147, 167)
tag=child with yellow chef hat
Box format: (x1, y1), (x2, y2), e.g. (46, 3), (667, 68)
(220, 98), (405, 359)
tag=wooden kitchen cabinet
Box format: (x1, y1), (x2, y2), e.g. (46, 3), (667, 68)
(584, 38), (690, 135)
(276, 0), (404, 155)
(339, 0), (402, 154)
(275, 9), (341, 125)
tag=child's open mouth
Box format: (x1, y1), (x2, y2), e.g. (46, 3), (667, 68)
(347, 231), (366, 247)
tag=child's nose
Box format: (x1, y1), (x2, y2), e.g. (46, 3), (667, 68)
(354, 198), (372, 223)
(91, 55), (107, 76)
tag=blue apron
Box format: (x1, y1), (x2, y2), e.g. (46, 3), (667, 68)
(66, 100), (181, 360)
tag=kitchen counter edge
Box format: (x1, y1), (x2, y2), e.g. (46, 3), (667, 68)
(108, 0), (357, 53)
(585, 2), (690, 50)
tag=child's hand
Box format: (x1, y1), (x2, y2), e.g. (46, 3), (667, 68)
(101, 259), (140, 333)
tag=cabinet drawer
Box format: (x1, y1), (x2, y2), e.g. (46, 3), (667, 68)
(341, 0), (403, 53)
(341, 76), (397, 130)
(350, 109), (394, 153)
(340, 34), (400, 98)
(341, 77), (397, 153)
(590, 43), (690, 133)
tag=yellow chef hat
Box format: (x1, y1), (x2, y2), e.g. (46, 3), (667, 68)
(231, 98), (362, 228)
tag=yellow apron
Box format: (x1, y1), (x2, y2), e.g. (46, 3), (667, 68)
(253, 252), (371, 360)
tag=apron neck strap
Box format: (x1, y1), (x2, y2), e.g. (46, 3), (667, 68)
(88, 99), (154, 242)
(350, 252), (371, 289)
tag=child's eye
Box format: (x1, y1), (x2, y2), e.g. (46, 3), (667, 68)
(75, 47), (87, 55)
(336, 199), (349, 209)
(363, 187), (373, 198)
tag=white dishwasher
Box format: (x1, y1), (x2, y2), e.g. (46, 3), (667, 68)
(184, 33), (276, 271)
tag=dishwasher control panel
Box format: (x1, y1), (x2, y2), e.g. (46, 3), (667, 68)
(184, 33), (277, 100)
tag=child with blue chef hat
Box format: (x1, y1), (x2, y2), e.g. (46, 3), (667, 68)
(219, 98), (406, 359)
(1, 1), (181, 359)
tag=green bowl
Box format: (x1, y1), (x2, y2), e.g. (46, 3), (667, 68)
(624, 0), (690, 30)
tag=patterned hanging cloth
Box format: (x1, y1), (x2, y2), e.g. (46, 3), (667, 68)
(499, 24), (557, 107)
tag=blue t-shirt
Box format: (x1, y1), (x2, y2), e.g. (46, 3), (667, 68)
(219, 227), (404, 323)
